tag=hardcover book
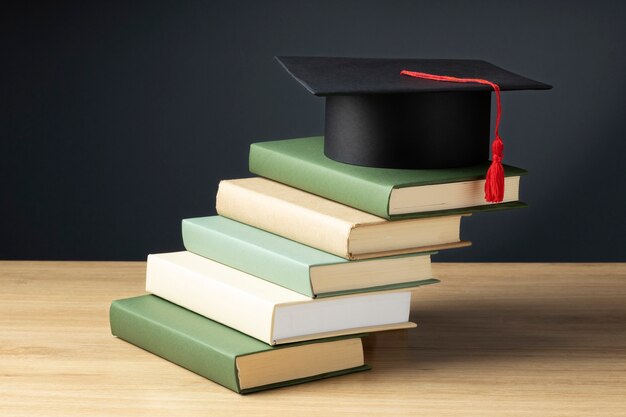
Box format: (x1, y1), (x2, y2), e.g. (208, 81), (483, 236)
(145, 251), (417, 345)
(216, 177), (470, 260)
(249, 136), (527, 219)
(110, 295), (369, 394)
(182, 216), (439, 298)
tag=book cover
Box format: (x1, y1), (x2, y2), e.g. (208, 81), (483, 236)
(182, 216), (439, 298)
(216, 177), (470, 260)
(249, 136), (527, 219)
(145, 251), (417, 345)
(110, 295), (369, 394)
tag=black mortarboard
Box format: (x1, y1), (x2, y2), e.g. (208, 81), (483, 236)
(276, 57), (552, 172)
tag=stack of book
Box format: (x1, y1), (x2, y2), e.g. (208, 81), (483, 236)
(109, 136), (527, 394)
(111, 56), (550, 394)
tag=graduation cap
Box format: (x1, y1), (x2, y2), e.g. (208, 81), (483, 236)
(276, 56), (552, 202)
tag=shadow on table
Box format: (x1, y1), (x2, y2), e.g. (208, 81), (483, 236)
(363, 296), (626, 370)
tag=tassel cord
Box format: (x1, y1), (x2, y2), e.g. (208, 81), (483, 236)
(400, 70), (505, 202)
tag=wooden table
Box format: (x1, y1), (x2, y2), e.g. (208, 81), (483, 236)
(1, 262), (625, 416)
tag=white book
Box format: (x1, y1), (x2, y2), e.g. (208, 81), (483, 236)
(146, 251), (416, 345)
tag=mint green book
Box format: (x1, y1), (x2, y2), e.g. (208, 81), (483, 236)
(110, 295), (369, 394)
(182, 216), (439, 298)
(249, 136), (527, 220)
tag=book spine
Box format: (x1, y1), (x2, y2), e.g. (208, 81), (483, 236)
(109, 301), (241, 393)
(249, 142), (393, 219)
(182, 219), (315, 297)
(216, 180), (352, 258)
(145, 254), (276, 344)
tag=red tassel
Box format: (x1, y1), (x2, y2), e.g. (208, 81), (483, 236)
(484, 135), (504, 202)
(400, 69), (506, 203)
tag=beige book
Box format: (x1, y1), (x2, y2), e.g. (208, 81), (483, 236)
(216, 177), (470, 260)
(146, 251), (416, 345)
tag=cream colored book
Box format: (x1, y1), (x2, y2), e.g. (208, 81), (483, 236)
(216, 177), (470, 260)
(145, 251), (416, 345)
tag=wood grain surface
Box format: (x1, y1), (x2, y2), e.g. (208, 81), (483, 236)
(1, 262), (625, 416)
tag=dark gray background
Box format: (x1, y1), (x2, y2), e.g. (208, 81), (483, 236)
(2, 1), (625, 261)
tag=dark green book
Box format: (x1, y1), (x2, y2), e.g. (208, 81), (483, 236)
(249, 136), (527, 220)
(182, 216), (439, 298)
(110, 295), (369, 394)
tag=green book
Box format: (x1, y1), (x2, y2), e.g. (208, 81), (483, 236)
(182, 216), (439, 298)
(110, 295), (369, 394)
(249, 136), (528, 220)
